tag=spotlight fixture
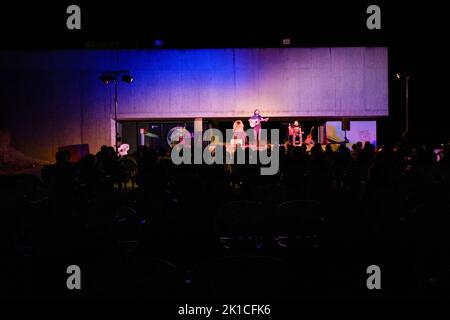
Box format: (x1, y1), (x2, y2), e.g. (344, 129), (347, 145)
(99, 74), (115, 84)
(122, 74), (134, 83)
(395, 72), (410, 80)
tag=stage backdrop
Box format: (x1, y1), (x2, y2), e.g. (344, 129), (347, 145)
(0, 48), (387, 161)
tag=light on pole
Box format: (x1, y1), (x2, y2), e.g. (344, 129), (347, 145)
(396, 72), (410, 145)
(99, 70), (133, 153)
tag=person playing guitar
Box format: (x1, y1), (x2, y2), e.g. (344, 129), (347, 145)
(288, 120), (304, 145)
(248, 109), (269, 146)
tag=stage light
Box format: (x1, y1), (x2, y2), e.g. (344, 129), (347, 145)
(122, 74), (134, 83)
(99, 74), (114, 84)
(99, 70), (134, 153)
(395, 72), (410, 80)
(154, 39), (163, 47)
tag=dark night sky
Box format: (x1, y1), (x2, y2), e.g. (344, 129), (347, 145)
(1, 1), (448, 144)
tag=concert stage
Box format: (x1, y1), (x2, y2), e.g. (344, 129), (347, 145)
(0, 48), (387, 162)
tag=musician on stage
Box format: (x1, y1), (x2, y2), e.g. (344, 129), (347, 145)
(248, 109), (269, 146)
(232, 120), (246, 147)
(288, 120), (304, 145)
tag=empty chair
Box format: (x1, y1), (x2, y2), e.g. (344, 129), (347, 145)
(92, 256), (180, 299)
(214, 201), (269, 250)
(268, 199), (328, 253)
(114, 205), (143, 252)
(274, 200), (324, 234)
(214, 201), (268, 236)
(191, 255), (290, 299)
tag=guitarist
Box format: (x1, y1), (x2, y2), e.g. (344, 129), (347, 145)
(288, 120), (304, 145)
(248, 109), (269, 146)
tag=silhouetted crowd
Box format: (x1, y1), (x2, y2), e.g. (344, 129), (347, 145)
(1, 141), (450, 299)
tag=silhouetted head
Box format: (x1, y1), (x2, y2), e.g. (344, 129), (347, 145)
(364, 141), (373, 150)
(338, 143), (349, 153)
(254, 109), (260, 115)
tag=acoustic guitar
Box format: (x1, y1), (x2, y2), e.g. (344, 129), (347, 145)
(249, 117), (269, 128)
(304, 126), (315, 145)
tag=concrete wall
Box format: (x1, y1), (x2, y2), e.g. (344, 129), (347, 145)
(0, 48), (388, 161)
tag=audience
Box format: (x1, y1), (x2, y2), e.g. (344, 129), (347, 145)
(2, 140), (450, 299)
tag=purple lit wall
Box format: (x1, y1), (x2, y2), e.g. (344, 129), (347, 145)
(0, 48), (387, 161)
(326, 121), (377, 148)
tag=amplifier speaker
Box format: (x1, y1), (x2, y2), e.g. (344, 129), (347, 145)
(342, 118), (351, 131)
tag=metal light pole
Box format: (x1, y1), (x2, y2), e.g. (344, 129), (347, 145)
(113, 78), (119, 152)
(100, 70), (133, 153)
(405, 75), (410, 145)
(396, 72), (410, 145)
